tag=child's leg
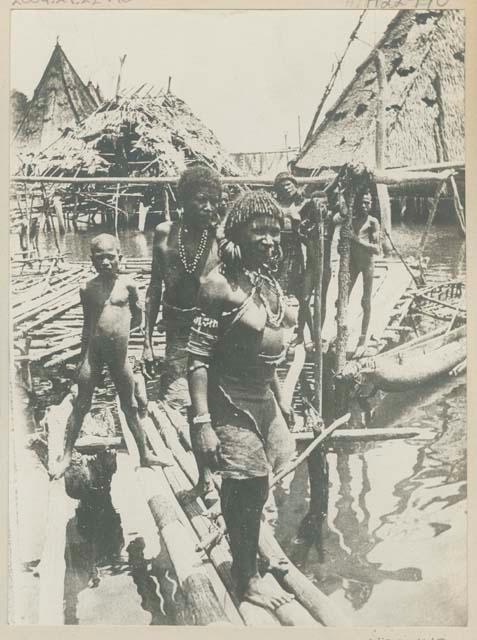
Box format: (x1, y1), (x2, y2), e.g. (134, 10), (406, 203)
(112, 361), (172, 467)
(50, 356), (97, 479)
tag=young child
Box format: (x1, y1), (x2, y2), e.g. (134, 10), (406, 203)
(334, 191), (381, 350)
(50, 233), (172, 479)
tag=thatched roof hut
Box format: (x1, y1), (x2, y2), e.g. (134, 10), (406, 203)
(33, 85), (240, 177)
(14, 42), (97, 154)
(296, 10), (464, 174)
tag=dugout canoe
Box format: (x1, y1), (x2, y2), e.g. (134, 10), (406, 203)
(339, 324), (466, 392)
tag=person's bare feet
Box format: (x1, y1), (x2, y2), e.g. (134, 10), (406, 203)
(241, 574), (294, 610)
(48, 454), (72, 480)
(140, 451), (174, 468)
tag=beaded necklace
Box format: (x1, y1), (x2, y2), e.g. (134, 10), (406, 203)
(178, 226), (209, 274)
(244, 268), (286, 328)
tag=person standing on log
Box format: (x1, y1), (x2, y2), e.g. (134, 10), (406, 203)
(334, 190), (380, 351)
(50, 234), (172, 479)
(187, 190), (297, 610)
(273, 172), (309, 346)
(295, 191), (336, 347)
(142, 163), (222, 497)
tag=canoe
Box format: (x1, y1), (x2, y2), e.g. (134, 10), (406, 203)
(339, 324), (466, 392)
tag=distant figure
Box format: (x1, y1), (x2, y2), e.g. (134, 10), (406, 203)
(50, 234), (172, 479)
(296, 191), (335, 346)
(334, 191), (380, 349)
(273, 172), (305, 295)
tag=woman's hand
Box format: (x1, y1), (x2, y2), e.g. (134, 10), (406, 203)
(278, 401), (295, 429)
(194, 423), (221, 470)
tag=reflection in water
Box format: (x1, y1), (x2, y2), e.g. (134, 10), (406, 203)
(64, 493), (125, 624)
(271, 373), (465, 618)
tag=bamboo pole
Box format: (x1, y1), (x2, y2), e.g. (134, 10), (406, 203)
(313, 202), (325, 413)
(114, 183), (120, 236)
(271, 413), (351, 488)
(374, 50), (392, 256)
(418, 179), (447, 253)
(293, 426), (421, 443)
(11, 168), (455, 187)
(115, 54), (127, 100)
(53, 194), (66, 235)
(449, 175), (465, 236)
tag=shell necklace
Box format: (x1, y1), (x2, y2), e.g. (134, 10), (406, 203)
(244, 268), (286, 328)
(178, 226), (209, 274)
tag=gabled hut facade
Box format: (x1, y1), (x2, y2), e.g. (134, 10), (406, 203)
(296, 10), (464, 174)
(33, 85), (240, 177)
(15, 42), (97, 154)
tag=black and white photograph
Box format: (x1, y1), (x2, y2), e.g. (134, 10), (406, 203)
(8, 2), (468, 629)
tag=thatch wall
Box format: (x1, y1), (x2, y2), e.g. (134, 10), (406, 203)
(32, 87), (239, 177)
(296, 10), (464, 172)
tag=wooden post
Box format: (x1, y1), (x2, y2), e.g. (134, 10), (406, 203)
(313, 202), (325, 413)
(419, 179), (447, 253)
(163, 186), (170, 222)
(374, 51), (392, 256)
(114, 184), (120, 236)
(450, 176), (465, 236)
(53, 194), (66, 235)
(115, 54), (127, 100)
(335, 189), (353, 377)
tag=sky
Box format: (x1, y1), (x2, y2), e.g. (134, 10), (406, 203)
(11, 9), (397, 153)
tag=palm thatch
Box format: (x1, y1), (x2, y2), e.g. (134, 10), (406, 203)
(15, 42), (97, 154)
(32, 85), (240, 177)
(86, 81), (104, 107)
(10, 90), (28, 135)
(296, 10), (464, 173)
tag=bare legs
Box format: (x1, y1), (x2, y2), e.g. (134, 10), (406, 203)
(50, 354), (172, 479)
(221, 476), (293, 610)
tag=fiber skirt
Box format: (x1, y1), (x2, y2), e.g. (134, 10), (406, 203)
(210, 376), (295, 480)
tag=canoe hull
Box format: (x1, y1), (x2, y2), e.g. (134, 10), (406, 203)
(367, 326), (466, 391)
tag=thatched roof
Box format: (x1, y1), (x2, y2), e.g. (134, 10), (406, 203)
(87, 81), (104, 107)
(32, 85), (240, 176)
(232, 149), (299, 178)
(15, 42), (97, 154)
(10, 90), (28, 135)
(296, 10), (464, 173)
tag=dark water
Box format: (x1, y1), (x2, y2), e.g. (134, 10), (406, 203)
(12, 221), (466, 625)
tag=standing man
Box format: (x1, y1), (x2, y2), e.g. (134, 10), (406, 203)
(334, 191), (380, 350)
(142, 163), (222, 497)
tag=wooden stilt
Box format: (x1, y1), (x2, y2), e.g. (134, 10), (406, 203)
(374, 51), (392, 256)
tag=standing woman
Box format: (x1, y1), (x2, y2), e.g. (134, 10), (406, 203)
(187, 190), (297, 610)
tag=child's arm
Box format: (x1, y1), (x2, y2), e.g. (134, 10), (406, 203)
(128, 279), (143, 330)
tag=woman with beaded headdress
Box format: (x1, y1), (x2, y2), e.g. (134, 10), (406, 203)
(142, 163), (222, 499)
(187, 190), (297, 610)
